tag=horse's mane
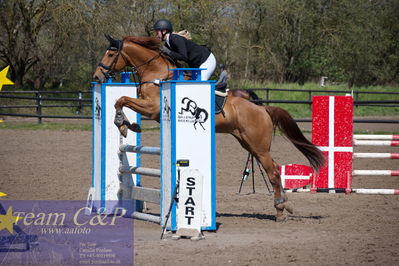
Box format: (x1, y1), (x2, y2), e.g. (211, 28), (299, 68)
(122, 35), (178, 67)
(123, 36), (160, 51)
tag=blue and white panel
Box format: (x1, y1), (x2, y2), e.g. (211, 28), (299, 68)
(160, 82), (173, 227)
(174, 82), (215, 230)
(92, 83), (102, 206)
(160, 80), (216, 230)
(91, 82), (139, 214)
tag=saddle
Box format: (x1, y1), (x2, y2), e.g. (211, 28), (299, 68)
(215, 83), (228, 115)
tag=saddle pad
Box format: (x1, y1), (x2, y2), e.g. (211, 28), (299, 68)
(215, 95), (227, 115)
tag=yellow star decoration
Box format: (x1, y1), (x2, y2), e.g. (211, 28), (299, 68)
(0, 65), (14, 91)
(0, 192), (6, 197)
(0, 207), (23, 234)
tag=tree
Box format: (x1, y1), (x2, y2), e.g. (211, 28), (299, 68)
(0, 0), (398, 89)
(0, 0), (53, 88)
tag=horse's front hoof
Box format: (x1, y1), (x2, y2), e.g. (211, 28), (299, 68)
(275, 203), (288, 222)
(128, 123), (142, 133)
(276, 214), (287, 222)
(114, 110), (125, 127)
(119, 125), (128, 138)
(285, 204), (294, 214)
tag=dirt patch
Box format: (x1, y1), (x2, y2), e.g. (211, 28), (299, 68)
(0, 120), (398, 265)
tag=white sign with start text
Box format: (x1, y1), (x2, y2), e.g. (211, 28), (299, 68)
(177, 169), (203, 232)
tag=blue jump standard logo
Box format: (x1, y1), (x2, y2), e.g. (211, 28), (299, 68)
(163, 96), (171, 121)
(178, 97), (208, 130)
(94, 97), (101, 120)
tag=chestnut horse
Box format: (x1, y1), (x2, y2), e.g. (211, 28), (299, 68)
(93, 35), (324, 221)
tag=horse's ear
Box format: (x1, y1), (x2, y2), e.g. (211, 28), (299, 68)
(104, 34), (122, 49)
(104, 34), (114, 43)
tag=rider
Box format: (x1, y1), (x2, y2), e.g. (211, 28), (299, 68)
(215, 63), (228, 90)
(153, 19), (216, 81)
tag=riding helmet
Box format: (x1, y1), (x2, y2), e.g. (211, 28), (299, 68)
(153, 19), (173, 32)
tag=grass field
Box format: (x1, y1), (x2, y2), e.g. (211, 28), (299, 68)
(230, 82), (399, 118)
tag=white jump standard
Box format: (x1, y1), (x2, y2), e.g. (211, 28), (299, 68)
(160, 68), (216, 236)
(88, 69), (216, 238)
(88, 72), (140, 214)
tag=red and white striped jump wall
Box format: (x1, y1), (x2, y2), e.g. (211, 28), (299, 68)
(311, 95), (398, 191)
(312, 96), (353, 189)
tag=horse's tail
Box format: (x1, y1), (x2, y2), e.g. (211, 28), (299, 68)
(265, 106), (325, 172)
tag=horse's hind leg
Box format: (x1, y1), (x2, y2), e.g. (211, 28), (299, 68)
(222, 97), (292, 221)
(256, 152), (292, 221)
(233, 131), (291, 221)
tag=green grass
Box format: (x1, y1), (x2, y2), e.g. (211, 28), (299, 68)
(0, 121), (160, 132)
(229, 82), (399, 118)
(0, 122), (92, 131)
(0, 93), (92, 117)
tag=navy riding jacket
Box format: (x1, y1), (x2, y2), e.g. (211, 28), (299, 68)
(165, 34), (211, 68)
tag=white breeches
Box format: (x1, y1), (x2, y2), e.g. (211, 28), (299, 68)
(199, 53), (216, 81)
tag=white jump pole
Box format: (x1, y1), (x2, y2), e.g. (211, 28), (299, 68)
(285, 188), (399, 195)
(118, 143), (162, 223)
(353, 170), (399, 176)
(354, 140), (399, 146)
(352, 189), (399, 195)
(353, 134), (399, 140)
(119, 144), (160, 155)
(353, 153), (399, 159)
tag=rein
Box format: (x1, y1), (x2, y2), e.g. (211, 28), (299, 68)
(134, 53), (161, 70)
(131, 52), (171, 89)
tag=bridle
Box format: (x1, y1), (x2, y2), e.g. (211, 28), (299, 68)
(98, 38), (170, 87)
(98, 40), (128, 80)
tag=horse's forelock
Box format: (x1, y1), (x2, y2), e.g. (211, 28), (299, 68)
(123, 36), (161, 51)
